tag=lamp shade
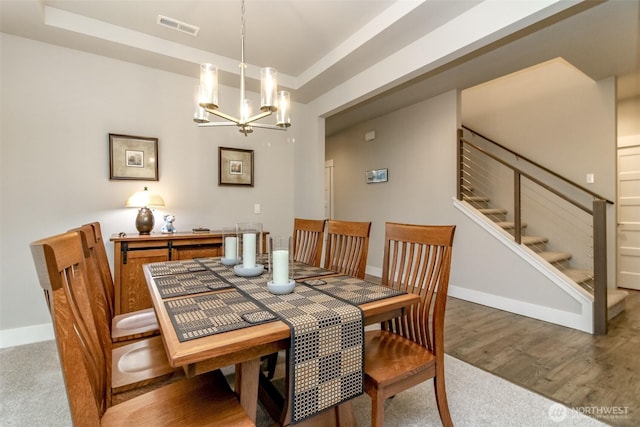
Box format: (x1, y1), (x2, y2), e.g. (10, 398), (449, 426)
(125, 187), (165, 208)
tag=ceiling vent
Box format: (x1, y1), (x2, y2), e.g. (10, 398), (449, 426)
(157, 15), (199, 37)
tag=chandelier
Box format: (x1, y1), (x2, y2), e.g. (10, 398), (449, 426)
(193, 0), (291, 136)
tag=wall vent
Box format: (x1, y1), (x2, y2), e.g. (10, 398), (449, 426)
(157, 15), (199, 37)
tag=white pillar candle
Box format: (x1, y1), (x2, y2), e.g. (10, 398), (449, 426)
(243, 233), (256, 268)
(224, 236), (237, 260)
(272, 249), (289, 285)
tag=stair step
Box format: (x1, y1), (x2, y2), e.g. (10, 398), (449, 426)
(463, 195), (490, 203)
(521, 235), (548, 245)
(608, 289), (629, 320)
(564, 269), (593, 284)
(521, 235), (548, 252)
(496, 221), (528, 230)
(479, 208), (507, 215)
(539, 251), (572, 264)
(479, 208), (507, 221)
(463, 195), (491, 208)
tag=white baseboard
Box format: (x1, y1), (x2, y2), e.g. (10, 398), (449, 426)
(0, 323), (55, 349)
(448, 284), (593, 333)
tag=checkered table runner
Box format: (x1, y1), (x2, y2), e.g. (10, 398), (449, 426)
(153, 270), (231, 298)
(164, 289), (277, 341)
(203, 260), (364, 424)
(147, 259), (208, 277)
(306, 275), (405, 305)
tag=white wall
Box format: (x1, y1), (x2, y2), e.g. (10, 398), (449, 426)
(0, 34), (305, 346)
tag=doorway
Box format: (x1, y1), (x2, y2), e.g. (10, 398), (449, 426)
(617, 144), (640, 290)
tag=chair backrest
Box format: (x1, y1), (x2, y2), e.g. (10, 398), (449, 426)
(324, 219), (371, 279)
(85, 222), (116, 317)
(292, 218), (326, 267)
(380, 222), (455, 358)
(31, 231), (111, 425)
(68, 225), (114, 348)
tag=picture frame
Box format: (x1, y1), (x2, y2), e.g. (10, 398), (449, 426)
(366, 168), (388, 184)
(109, 134), (158, 181)
(219, 147), (254, 186)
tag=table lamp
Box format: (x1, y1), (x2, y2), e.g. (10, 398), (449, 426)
(125, 187), (165, 234)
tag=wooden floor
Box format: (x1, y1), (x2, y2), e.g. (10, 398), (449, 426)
(443, 290), (640, 427)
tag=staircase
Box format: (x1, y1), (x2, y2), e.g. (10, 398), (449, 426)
(458, 127), (627, 333)
(462, 189), (628, 320)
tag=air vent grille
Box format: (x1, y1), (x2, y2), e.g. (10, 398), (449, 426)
(157, 15), (199, 37)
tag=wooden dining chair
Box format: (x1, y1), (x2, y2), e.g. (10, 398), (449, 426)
(70, 224), (178, 394)
(364, 222), (456, 427)
(84, 221), (160, 343)
(292, 218), (326, 267)
(30, 231), (253, 427)
(323, 219), (371, 279)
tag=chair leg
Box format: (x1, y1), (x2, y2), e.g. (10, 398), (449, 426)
(370, 390), (385, 427)
(434, 374), (453, 427)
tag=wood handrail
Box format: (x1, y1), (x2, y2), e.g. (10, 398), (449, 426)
(462, 126), (613, 205)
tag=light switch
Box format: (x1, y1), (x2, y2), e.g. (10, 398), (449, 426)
(586, 173), (595, 184)
(254, 203), (261, 214)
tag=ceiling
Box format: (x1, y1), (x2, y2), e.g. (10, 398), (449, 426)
(1, 0), (638, 135)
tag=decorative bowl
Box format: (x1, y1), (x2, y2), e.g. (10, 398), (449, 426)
(267, 279), (296, 295)
(234, 264), (264, 277)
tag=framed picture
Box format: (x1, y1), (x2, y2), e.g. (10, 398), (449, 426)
(366, 168), (388, 184)
(219, 147), (254, 186)
(109, 134), (158, 181)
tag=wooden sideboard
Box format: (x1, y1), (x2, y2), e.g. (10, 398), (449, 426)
(110, 231), (268, 314)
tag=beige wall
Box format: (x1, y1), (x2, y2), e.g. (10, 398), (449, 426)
(326, 91), (459, 271)
(0, 34), (303, 339)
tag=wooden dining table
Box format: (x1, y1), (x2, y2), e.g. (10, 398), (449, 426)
(143, 258), (419, 426)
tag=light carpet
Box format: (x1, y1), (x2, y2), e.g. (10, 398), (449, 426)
(0, 340), (607, 426)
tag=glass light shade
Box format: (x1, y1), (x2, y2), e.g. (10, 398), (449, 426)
(193, 85), (210, 123)
(260, 67), (278, 112)
(276, 91), (291, 128)
(125, 187), (165, 208)
(199, 63), (218, 110)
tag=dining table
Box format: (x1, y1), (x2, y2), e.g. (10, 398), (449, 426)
(143, 256), (419, 426)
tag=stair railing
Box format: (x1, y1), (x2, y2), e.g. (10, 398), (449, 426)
(457, 127), (614, 334)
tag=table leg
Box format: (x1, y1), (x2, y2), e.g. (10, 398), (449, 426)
(235, 358), (261, 423)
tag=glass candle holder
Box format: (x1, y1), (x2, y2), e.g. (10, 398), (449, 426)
(222, 226), (239, 263)
(237, 222), (263, 269)
(268, 236), (292, 285)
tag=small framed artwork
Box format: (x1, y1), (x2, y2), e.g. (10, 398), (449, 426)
(109, 134), (158, 181)
(366, 168), (388, 184)
(219, 147), (254, 186)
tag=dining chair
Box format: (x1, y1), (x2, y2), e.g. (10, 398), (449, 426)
(292, 218), (326, 267)
(69, 224), (178, 394)
(30, 231), (253, 426)
(363, 222), (456, 427)
(84, 221), (160, 343)
(323, 219), (371, 279)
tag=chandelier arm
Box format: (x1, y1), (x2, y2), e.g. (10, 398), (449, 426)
(197, 122), (239, 128)
(207, 109), (241, 123)
(249, 123), (287, 131)
(244, 110), (272, 124)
